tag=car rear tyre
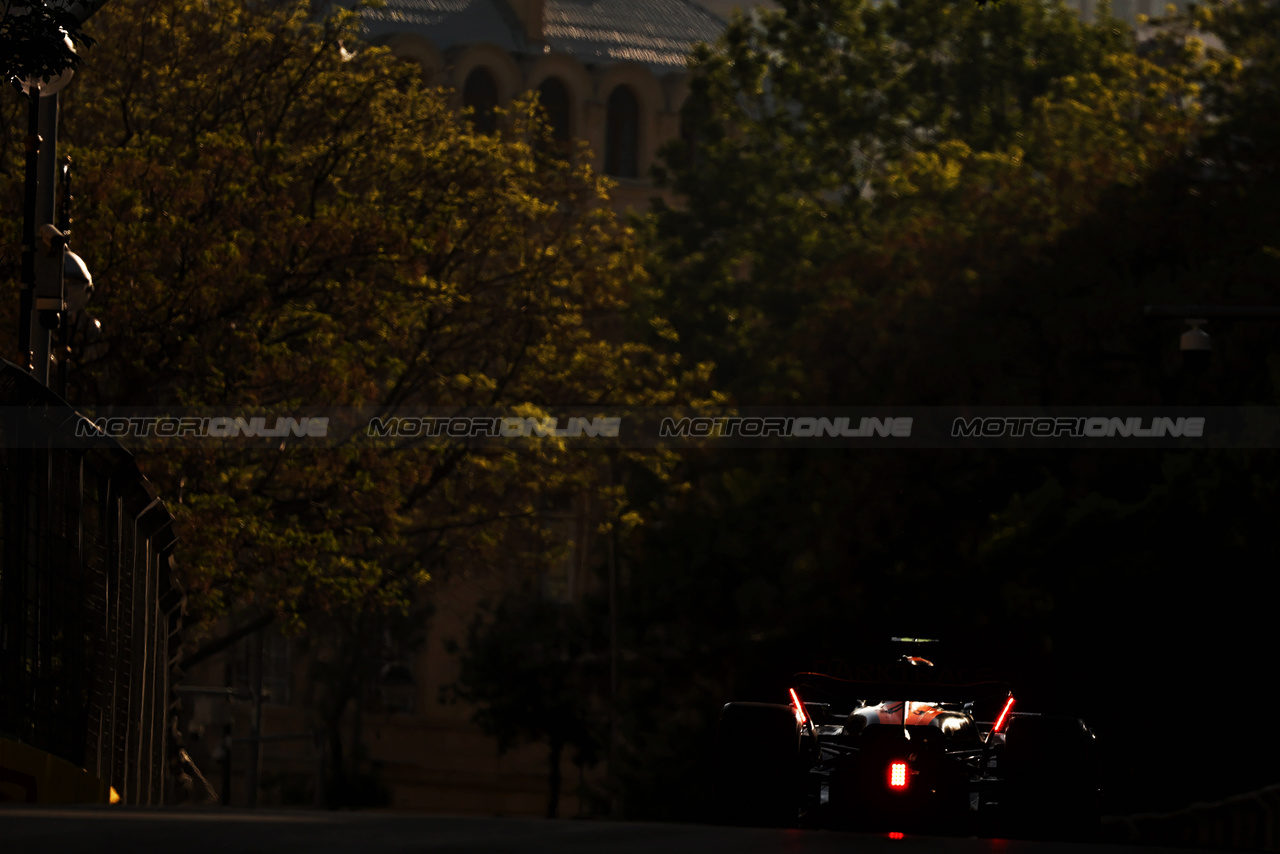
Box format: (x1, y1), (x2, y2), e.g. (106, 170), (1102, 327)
(998, 714), (1100, 841)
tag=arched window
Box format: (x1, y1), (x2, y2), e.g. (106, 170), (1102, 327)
(536, 76), (572, 150)
(463, 67), (498, 133)
(605, 85), (639, 178)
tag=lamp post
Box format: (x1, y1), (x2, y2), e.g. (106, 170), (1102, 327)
(12, 1), (104, 391)
(28, 80), (67, 388)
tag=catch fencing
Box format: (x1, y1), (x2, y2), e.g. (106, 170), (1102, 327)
(1105, 786), (1280, 851)
(0, 360), (184, 804)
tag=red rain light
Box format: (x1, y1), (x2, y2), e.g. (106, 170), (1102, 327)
(789, 688), (808, 726)
(888, 832), (905, 840)
(888, 761), (909, 789)
(992, 694), (1016, 733)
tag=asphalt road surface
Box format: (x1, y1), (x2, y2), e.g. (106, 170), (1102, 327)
(0, 808), (1236, 854)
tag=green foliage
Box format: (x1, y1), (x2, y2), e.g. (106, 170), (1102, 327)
(299, 598), (429, 807)
(0, 0), (691, 636)
(444, 592), (605, 817)
(0, 0), (707, 807)
(649, 0), (1140, 401)
(447, 596), (602, 757)
(624, 0), (1280, 818)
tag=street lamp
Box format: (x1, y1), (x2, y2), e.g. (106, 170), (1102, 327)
(1144, 304), (1280, 373)
(21, 33), (78, 97)
(11, 1), (103, 392)
(1180, 319), (1210, 372)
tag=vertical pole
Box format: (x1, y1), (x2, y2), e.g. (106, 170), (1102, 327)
(247, 629), (263, 807)
(221, 656), (234, 805)
(57, 158), (73, 398)
(220, 723), (233, 806)
(313, 728), (326, 807)
(31, 93), (65, 389)
(18, 91), (40, 371)
(607, 452), (618, 818)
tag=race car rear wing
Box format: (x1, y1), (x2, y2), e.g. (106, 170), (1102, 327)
(793, 666), (1012, 705)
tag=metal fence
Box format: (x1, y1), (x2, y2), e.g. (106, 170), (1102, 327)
(0, 360), (184, 805)
(1104, 786), (1280, 852)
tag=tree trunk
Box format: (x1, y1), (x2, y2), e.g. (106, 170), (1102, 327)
(546, 735), (564, 818)
(350, 695), (364, 800)
(326, 700), (347, 808)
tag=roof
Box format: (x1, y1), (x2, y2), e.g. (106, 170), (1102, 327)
(362, 0), (527, 52)
(361, 0), (727, 72)
(543, 0), (725, 70)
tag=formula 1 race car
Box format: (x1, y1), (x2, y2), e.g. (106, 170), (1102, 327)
(714, 654), (1099, 838)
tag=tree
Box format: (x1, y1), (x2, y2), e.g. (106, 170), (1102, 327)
(964, 0), (1280, 809)
(304, 598), (433, 807)
(635, 0), (1207, 644)
(1, 0), (692, 801)
(616, 0), (1280, 819)
(647, 0), (1137, 402)
(6, 0), (692, 621)
(445, 591), (605, 818)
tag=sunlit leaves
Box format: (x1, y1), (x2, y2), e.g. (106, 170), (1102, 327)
(0, 0), (688, 636)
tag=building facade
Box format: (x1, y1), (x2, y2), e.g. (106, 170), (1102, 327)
(361, 0), (727, 211)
